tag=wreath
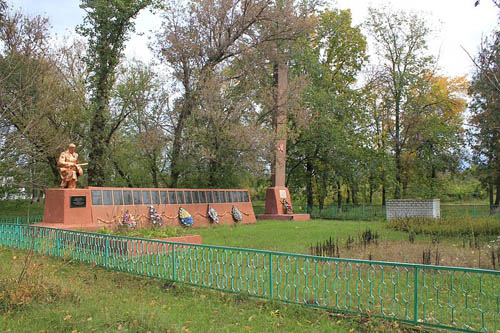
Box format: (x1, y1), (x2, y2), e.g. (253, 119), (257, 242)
(282, 199), (293, 214)
(149, 205), (163, 227)
(179, 207), (194, 227)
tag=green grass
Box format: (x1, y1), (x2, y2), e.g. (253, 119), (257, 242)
(0, 200), (44, 217)
(182, 219), (416, 254)
(0, 247), (415, 332)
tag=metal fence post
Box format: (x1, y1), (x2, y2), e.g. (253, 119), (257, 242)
(172, 244), (177, 281)
(269, 253), (273, 300)
(414, 266), (419, 325)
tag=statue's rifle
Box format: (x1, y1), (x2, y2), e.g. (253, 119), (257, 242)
(76, 163), (88, 167)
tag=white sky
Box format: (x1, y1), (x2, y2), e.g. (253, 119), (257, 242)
(11, 0), (500, 78)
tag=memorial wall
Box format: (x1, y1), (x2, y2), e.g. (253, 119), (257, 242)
(41, 187), (256, 230)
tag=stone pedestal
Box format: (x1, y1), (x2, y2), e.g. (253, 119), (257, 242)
(43, 188), (93, 228)
(257, 186), (310, 221)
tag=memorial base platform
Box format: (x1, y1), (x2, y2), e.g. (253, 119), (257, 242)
(257, 213), (311, 221)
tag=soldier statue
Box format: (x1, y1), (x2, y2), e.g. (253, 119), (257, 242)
(58, 143), (84, 189)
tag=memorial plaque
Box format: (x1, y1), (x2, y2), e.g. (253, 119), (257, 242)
(70, 196), (86, 208)
(91, 190), (102, 205)
(191, 191), (199, 204)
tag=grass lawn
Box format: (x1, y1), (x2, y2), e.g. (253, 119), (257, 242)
(0, 247), (417, 332)
(2, 202), (500, 331)
(182, 219), (413, 254)
(0, 200), (44, 217)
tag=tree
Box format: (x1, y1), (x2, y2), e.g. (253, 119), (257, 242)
(366, 6), (435, 199)
(469, 28), (500, 211)
(77, 0), (151, 186)
(403, 75), (467, 198)
(154, 0), (276, 187)
(111, 61), (171, 188)
(286, 9), (367, 211)
(0, 9), (85, 197)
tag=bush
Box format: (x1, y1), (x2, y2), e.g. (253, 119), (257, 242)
(388, 217), (500, 237)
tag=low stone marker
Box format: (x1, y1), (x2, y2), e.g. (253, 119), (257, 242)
(386, 199), (440, 220)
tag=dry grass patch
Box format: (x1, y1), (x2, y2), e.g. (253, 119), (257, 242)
(0, 250), (77, 312)
(312, 237), (500, 270)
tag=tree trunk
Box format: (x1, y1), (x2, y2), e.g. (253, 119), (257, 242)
(337, 181), (342, 209)
(169, 108), (188, 188)
(495, 180), (500, 207)
(369, 182), (374, 204)
(306, 160), (313, 214)
(430, 166), (436, 197)
(318, 196), (324, 213)
(169, 66), (193, 188)
(88, 101), (108, 186)
(209, 159), (217, 187)
(346, 187), (351, 204)
(490, 181), (496, 215)
(112, 160), (134, 188)
(394, 96), (402, 199)
(382, 184), (386, 206)
(151, 160), (159, 188)
(46, 155), (60, 185)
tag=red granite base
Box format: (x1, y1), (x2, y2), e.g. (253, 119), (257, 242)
(257, 213), (310, 221)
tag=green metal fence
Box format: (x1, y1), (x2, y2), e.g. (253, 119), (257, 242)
(0, 215), (43, 224)
(0, 223), (499, 332)
(295, 204), (500, 220)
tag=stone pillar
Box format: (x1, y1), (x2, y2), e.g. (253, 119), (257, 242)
(259, 54), (309, 221)
(272, 62), (287, 188)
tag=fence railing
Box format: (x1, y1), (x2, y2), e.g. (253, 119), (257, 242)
(0, 223), (498, 332)
(0, 215), (43, 224)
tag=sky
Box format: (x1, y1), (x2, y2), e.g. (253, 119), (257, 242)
(10, 0), (500, 78)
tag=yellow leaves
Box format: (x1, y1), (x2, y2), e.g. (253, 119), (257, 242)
(63, 314), (72, 321)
